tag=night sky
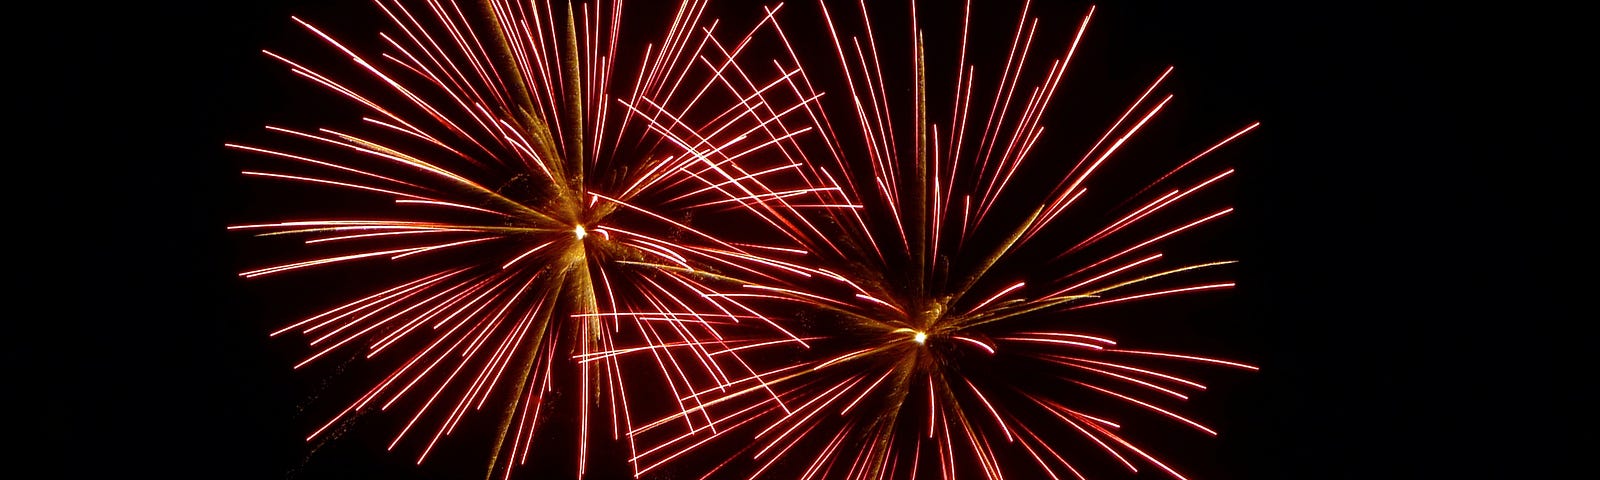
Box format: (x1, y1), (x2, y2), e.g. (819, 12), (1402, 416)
(26, 1), (1584, 479)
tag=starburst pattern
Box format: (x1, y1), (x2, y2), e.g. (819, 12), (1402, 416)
(228, 0), (833, 477)
(613, 1), (1261, 479)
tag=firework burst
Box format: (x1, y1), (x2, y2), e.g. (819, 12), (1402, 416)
(228, 0), (832, 477)
(617, 1), (1260, 479)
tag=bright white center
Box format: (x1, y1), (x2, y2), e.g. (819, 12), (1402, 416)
(574, 225), (587, 240)
(912, 331), (927, 344)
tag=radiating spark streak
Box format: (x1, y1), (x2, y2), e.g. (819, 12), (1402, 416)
(228, 219), (455, 232)
(1067, 283), (1234, 310)
(1015, 332), (1117, 345)
(741, 284), (857, 311)
(1047, 253), (1162, 298)
(1070, 380), (1215, 436)
(693, 34), (803, 125)
(997, 336), (1105, 350)
(633, 395), (793, 475)
(272, 269), (462, 337)
(1126, 122), (1260, 204)
(427, 276), (521, 335)
(730, 242), (809, 255)
(854, 293), (902, 312)
(961, 378), (1014, 443)
(305, 228), (474, 244)
(673, 363), (811, 407)
(573, 336), (815, 364)
(970, 0), (1037, 188)
(495, 123), (557, 180)
(875, 176), (911, 250)
(371, 275), (511, 355)
(951, 335), (996, 355)
(751, 376), (865, 458)
(670, 162), (805, 203)
(403, 318), (509, 459)
(765, 52), (851, 200)
(813, 347), (880, 371)
(239, 171), (427, 202)
(618, 95), (823, 216)
(938, 418), (955, 479)
(964, 281), (1026, 315)
(292, 16), (479, 145)
(586, 192), (745, 251)
(630, 364), (811, 438)
(379, 282), (531, 413)
(1013, 422), (1085, 480)
(306, 280), (461, 348)
(241, 245), (422, 279)
(841, 367), (896, 414)
(1074, 189), (1181, 247)
(1060, 94), (1176, 211)
(932, 128), (945, 262)
(622, 92), (765, 173)
(625, 238), (695, 270)
(1043, 356), (1207, 390)
(263, 48), (436, 139)
(1051, 361), (1192, 400)
(1025, 394), (1138, 472)
(574, 311), (765, 320)
(634, 276), (745, 390)
(684, 186), (844, 209)
(389, 236), (497, 259)
(370, 33), (498, 154)
(1059, 208), (1233, 277)
(978, 35), (1074, 222)
(328, 288), (467, 352)
(1059, 65), (1173, 193)
(799, 426), (854, 480)
(635, 5), (710, 116)
(632, 402), (774, 477)
(1107, 350), (1259, 371)
(1022, 185), (1086, 244)
(1080, 420), (1189, 480)
(612, 122), (742, 199)
(319, 310), (488, 441)
(695, 53), (813, 176)
(469, 311), (542, 415)
(856, 0), (897, 167)
(362, 116), (457, 155)
(226, 142), (428, 190)
(927, 375), (938, 439)
(814, 268), (869, 296)
(1068, 169), (1234, 255)
(627, 308), (709, 431)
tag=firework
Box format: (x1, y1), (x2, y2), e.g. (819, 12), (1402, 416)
(617, 1), (1260, 479)
(228, 0), (830, 477)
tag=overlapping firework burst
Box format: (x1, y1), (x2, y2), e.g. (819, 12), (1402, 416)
(229, 0), (833, 477)
(229, 0), (1259, 479)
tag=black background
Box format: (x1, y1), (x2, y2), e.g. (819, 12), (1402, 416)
(24, 1), (1585, 479)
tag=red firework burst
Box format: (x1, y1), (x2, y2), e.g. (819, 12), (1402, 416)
(613, 1), (1261, 479)
(228, 0), (832, 477)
